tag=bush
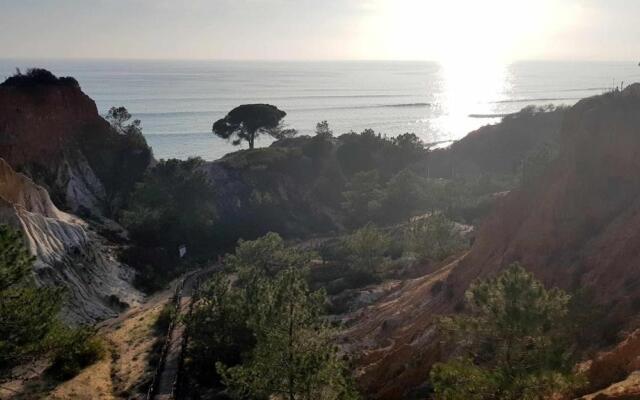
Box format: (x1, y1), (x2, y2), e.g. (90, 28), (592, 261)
(344, 223), (391, 276)
(430, 264), (584, 400)
(1, 68), (79, 88)
(47, 327), (106, 381)
(405, 213), (465, 262)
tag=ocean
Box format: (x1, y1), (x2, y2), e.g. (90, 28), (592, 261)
(1, 60), (639, 161)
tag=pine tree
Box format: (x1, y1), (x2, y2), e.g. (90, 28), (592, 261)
(219, 267), (359, 400)
(430, 264), (582, 400)
(0, 225), (63, 381)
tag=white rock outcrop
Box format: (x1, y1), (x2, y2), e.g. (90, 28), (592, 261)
(0, 158), (141, 323)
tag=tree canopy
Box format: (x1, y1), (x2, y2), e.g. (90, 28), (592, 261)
(212, 104), (290, 149)
(430, 263), (582, 400)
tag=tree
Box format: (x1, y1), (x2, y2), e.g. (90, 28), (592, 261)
(382, 168), (428, 222)
(105, 106), (142, 136)
(405, 213), (465, 262)
(223, 232), (314, 280)
(430, 264), (582, 400)
(212, 104), (290, 149)
(218, 267), (359, 400)
(185, 273), (255, 386)
(0, 225), (64, 381)
(342, 170), (385, 227)
(344, 223), (390, 275)
(121, 158), (216, 290)
(315, 121), (334, 139)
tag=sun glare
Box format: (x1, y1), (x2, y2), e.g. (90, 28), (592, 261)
(360, 0), (570, 64)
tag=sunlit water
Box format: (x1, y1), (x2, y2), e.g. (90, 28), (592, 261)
(1, 60), (638, 160)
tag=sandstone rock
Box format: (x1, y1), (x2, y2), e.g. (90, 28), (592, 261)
(0, 158), (141, 323)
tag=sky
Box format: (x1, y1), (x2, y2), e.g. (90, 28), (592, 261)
(0, 0), (638, 62)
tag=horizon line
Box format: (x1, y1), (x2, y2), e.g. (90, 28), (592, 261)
(0, 57), (638, 64)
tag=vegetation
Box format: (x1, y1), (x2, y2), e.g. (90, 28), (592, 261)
(212, 104), (293, 149)
(405, 213), (466, 262)
(341, 170), (385, 227)
(344, 223), (391, 277)
(219, 267), (358, 400)
(80, 105), (153, 216)
(0, 225), (64, 381)
(122, 157), (217, 291)
(185, 234), (359, 399)
(223, 232), (313, 278)
(0, 225), (104, 383)
(1, 68), (79, 88)
(430, 264), (582, 400)
(46, 327), (106, 381)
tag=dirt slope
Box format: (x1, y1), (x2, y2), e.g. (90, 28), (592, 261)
(348, 85), (640, 398)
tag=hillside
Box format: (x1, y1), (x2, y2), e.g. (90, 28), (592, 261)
(346, 84), (640, 398)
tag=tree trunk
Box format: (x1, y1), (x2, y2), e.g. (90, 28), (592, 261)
(249, 133), (255, 149)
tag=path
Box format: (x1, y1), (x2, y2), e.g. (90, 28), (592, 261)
(150, 268), (214, 400)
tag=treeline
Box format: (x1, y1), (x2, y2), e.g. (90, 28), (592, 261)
(117, 118), (526, 291)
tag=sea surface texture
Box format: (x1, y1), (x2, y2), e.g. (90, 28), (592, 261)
(1, 60), (638, 160)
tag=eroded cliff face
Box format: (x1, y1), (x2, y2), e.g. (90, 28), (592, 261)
(0, 75), (152, 219)
(0, 81), (110, 214)
(347, 85), (640, 399)
(0, 158), (141, 323)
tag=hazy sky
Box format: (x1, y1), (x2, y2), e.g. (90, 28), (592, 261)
(1, 0), (638, 62)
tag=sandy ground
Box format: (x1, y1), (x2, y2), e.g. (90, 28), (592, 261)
(0, 284), (176, 400)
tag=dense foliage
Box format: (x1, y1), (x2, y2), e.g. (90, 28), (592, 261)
(1, 68), (79, 88)
(185, 234), (359, 399)
(430, 264), (582, 400)
(79, 105), (153, 216)
(405, 213), (465, 262)
(122, 157), (217, 291)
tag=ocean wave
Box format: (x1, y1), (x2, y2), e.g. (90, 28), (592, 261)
(490, 97), (580, 104)
(134, 103), (432, 117)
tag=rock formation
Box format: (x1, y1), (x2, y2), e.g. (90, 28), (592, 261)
(0, 158), (141, 323)
(0, 71), (152, 217)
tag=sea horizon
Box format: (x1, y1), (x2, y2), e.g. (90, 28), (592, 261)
(2, 58), (639, 161)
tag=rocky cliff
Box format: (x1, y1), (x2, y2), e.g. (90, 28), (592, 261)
(0, 158), (141, 322)
(0, 70), (150, 323)
(0, 70), (152, 217)
(346, 85), (640, 398)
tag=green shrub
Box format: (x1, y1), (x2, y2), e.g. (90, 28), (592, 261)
(405, 213), (465, 262)
(430, 264), (584, 400)
(344, 223), (391, 275)
(47, 327), (106, 381)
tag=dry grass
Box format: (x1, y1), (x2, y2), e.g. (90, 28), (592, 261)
(1, 285), (175, 400)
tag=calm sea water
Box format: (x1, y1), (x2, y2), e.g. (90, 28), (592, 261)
(1, 60), (639, 160)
